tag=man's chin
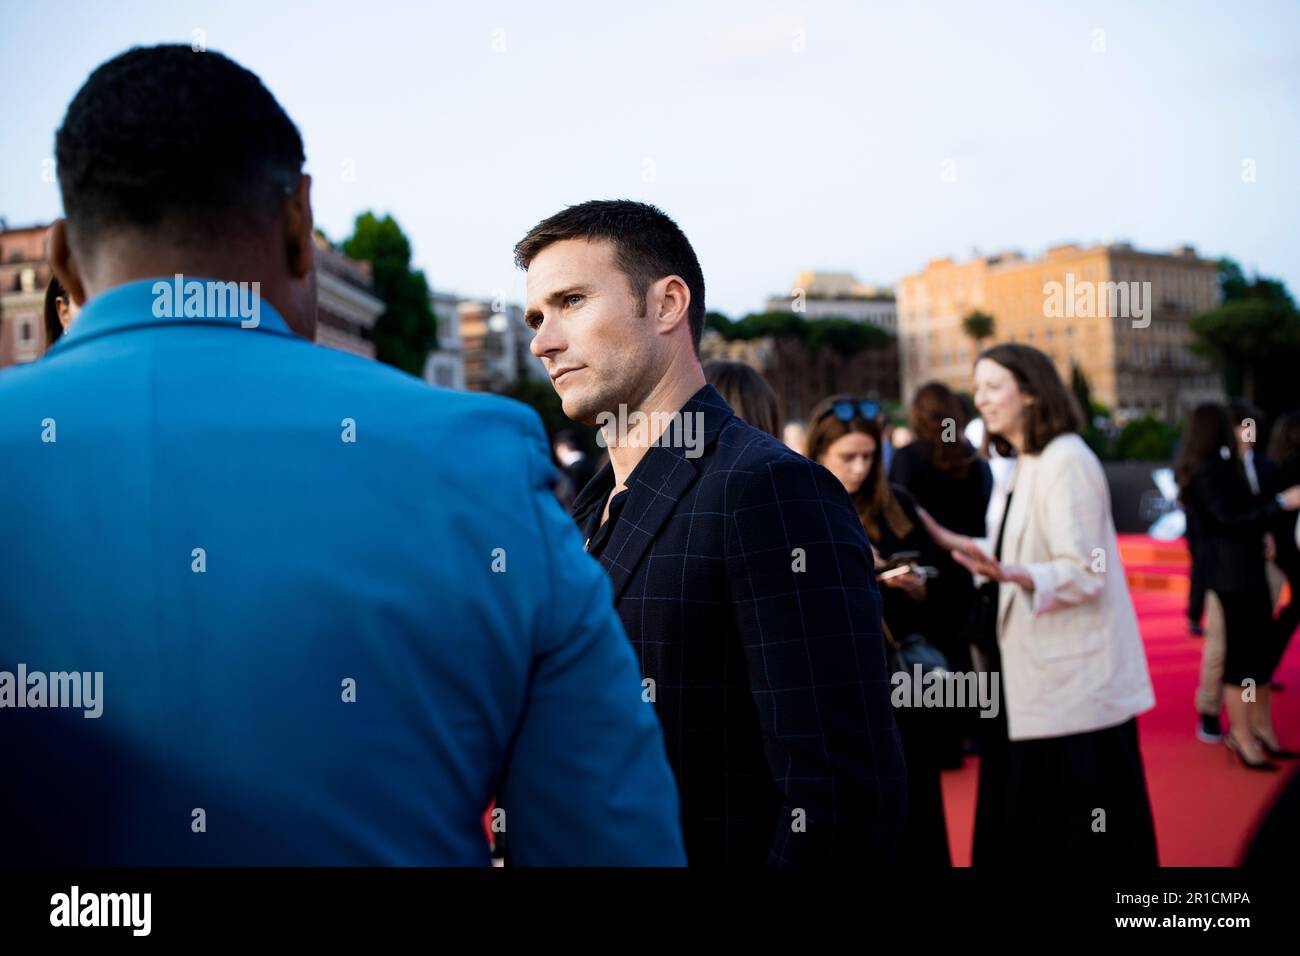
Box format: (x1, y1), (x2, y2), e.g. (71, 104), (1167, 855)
(560, 391), (601, 426)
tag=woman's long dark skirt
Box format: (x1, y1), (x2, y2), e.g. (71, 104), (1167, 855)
(972, 641), (1158, 867)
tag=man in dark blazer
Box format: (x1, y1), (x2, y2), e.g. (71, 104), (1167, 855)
(516, 200), (907, 866)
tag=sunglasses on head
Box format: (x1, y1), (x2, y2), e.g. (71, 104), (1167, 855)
(819, 398), (880, 424)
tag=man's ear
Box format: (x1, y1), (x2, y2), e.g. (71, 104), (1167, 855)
(284, 174), (314, 279)
(47, 219), (88, 306)
(654, 274), (691, 336)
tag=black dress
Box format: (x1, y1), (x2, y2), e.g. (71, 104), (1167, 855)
(971, 491), (1159, 867)
(1263, 453), (1300, 662)
(1183, 458), (1287, 686)
(867, 486), (952, 867)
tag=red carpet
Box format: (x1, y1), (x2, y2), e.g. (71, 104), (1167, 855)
(941, 535), (1300, 866)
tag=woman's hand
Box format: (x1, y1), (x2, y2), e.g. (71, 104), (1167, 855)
(952, 546), (1035, 593)
(951, 542), (1000, 579)
(915, 506), (965, 554)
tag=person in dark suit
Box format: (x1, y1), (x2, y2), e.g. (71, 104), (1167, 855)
(0, 46), (684, 866)
(1176, 404), (1300, 770)
(1266, 410), (1300, 657)
(808, 397), (953, 866)
(515, 200), (908, 866)
(554, 429), (597, 497)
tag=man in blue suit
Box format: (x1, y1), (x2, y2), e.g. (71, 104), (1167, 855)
(516, 201), (908, 866)
(0, 45), (684, 866)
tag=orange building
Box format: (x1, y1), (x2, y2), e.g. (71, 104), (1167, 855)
(896, 242), (1223, 422)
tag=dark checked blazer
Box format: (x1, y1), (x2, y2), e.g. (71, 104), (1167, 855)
(572, 385), (907, 866)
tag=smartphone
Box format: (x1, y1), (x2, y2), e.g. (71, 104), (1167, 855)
(878, 564), (915, 581)
(877, 550), (920, 571)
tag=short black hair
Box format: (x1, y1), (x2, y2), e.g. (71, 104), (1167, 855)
(56, 45), (304, 252)
(513, 200), (706, 352)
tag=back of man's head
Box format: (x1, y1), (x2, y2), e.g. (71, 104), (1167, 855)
(51, 45), (317, 336)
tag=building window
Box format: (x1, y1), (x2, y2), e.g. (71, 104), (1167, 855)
(20, 320), (33, 342)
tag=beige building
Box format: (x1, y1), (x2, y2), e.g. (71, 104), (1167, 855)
(896, 242), (1223, 422)
(459, 299), (547, 392)
(766, 270), (897, 332)
(424, 289), (466, 390)
(0, 221), (54, 367)
(312, 234), (383, 359)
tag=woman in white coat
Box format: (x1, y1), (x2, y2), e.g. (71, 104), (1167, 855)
(919, 344), (1158, 865)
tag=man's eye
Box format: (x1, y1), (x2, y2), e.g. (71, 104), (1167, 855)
(564, 294), (584, 307)
(526, 315), (542, 331)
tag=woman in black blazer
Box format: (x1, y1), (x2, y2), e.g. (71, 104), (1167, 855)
(1266, 410), (1300, 658)
(1176, 404), (1300, 769)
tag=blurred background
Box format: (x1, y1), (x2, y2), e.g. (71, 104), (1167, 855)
(2, 0), (1298, 478)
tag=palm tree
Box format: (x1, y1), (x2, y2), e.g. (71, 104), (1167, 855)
(962, 309), (995, 350)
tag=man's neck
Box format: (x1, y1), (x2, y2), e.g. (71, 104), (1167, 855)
(605, 365), (707, 490)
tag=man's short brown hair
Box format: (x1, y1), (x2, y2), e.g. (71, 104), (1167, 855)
(514, 199), (706, 352)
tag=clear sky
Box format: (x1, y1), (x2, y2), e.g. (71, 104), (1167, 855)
(2, 0), (1297, 317)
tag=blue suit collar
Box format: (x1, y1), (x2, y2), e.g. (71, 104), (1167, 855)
(53, 276), (295, 351)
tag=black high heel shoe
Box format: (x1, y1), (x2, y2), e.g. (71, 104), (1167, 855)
(1226, 735), (1279, 771)
(1253, 733), (1300, 759)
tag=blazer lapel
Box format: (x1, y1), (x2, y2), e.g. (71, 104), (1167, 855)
(599, 450), (700, 601)
(997, 455), (1037, 632)
(597, 385), (734, 602)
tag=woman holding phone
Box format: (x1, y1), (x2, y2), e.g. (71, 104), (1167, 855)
(806, 394), (951, 866)
(915, 344), (1158, 866)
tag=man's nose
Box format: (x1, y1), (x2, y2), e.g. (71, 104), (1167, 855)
(529, 317), (560, 358)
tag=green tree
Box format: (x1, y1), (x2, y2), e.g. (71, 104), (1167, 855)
(342, 212), (437, 376)
(1190, 299), (1300, 412)
(805, 316), (892, 355)
(705, 310), (894, 355)
(703, 310), (732, 337)
(1070, 363), (1111, 458)
(1218, 258), (1250, 303)
(962, 309), (995, 348)
(1192, 262), (1300, 419)
(1113, 416), (1181, 462)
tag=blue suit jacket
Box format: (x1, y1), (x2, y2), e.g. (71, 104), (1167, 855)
(571, 386), (908, 866)
(0, 279), (684, 866)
